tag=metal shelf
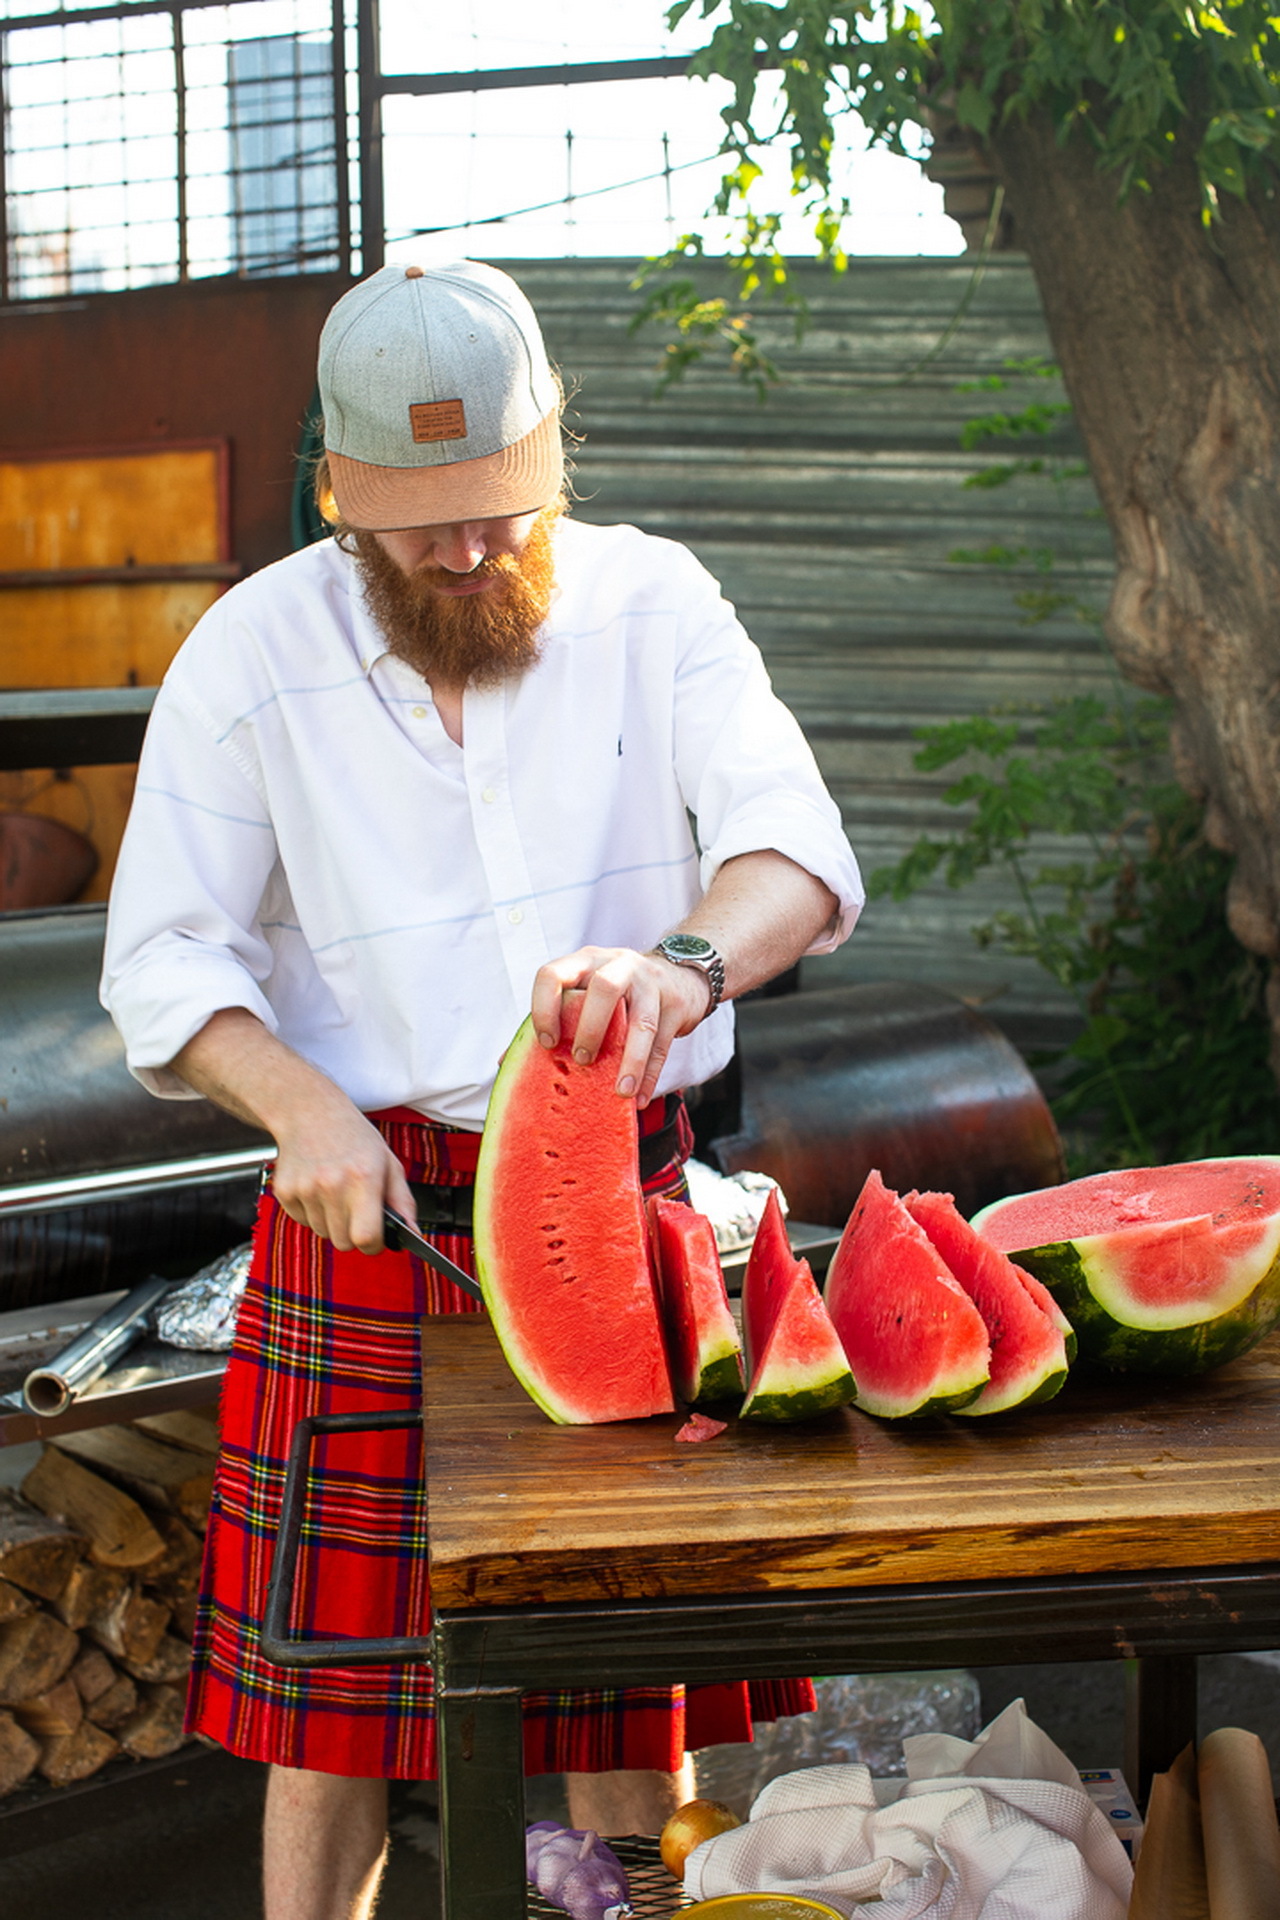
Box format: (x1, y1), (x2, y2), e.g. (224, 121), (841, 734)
(0, 1290), (225, 1446)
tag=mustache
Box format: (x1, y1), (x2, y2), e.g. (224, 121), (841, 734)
(410, 551), (517, 592)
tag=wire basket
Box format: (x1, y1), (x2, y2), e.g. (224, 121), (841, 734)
(526, 1835), (690, 1918)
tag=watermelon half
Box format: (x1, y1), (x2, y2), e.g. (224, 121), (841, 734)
(971, 1156), (1280, 1375)
(903, 1190), (1072, 1414)
(824, 1171), (991, 1418)
(739, 1189), (856, 1423)
(648, 1197), (745, 1407)
(473, 997), (674, 1423)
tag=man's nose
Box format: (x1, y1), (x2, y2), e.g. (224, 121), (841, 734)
(433, 525), (488, 573)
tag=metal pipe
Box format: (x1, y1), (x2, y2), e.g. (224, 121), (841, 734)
(0, 1146), (273, 1219)
(21, 1272), (174, 1416)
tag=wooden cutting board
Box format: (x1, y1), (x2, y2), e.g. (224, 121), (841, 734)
(420, 1318), (1280, 1613)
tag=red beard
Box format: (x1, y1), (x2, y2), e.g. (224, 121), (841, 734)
(353, 501), (561, 688)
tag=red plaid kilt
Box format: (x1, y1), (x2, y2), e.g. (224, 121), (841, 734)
(187, 1102), (815, 1779)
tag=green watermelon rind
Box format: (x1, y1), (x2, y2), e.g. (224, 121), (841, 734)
(687, 1343), (747, 1409)
(740, 1362), (857, 1425)
(1010, 1238), (1280, 1376)
(952, 1362), (1069, 1417)
(852, 1375), (987, 1421)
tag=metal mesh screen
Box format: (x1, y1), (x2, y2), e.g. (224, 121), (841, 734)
(1, 0), (346, 298)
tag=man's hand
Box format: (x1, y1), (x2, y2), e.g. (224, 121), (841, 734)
(270, 1092), (417, 1254)
(529, 850), (841, 1107)
(530, 945), (711, 1108)
(170, 1008), (417, 1254)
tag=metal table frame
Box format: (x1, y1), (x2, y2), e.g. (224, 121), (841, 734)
(261, 1408), (1280, 1920)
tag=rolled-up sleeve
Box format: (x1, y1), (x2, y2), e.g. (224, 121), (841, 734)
(670, 550), (864, 951)
(101, 680), (282, 1096)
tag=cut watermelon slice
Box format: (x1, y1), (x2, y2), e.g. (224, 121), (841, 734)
(648, 1197), (745, 1407)
(971, 1157), (1280, 1374)
(473, 996), (674, 1424)
(903, 1189), (1072, 1414)
(739, 1189), (856, 1422)
(824, 1171), (991, 1418)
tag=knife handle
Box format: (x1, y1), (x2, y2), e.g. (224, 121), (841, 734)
(382, 1207), (484, 1303)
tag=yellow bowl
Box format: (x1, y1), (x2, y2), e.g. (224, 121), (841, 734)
(680, 1896), (853, 1918)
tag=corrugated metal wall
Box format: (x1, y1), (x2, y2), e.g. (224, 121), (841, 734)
(512, 255), (1117, 1049)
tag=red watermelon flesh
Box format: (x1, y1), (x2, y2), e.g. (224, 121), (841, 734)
(648, 1197), (745, 1406)
(739, 1189), (856, 1422)
(903, 1189), (1071, 1414)
(473, 995), (674, 1424)
(970, 1157), (1280, 1374)
(824, 1171), (991, 1418)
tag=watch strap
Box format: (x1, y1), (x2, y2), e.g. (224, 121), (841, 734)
(654, 936), (726, 1012)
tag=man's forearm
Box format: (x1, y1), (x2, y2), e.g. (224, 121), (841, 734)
(171, 1008), (353, 1136)
(170, 1009), (414, 1254)
(668, 848), (840, 1005)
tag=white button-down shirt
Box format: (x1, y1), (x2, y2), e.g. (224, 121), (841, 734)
(102, 517), (863, 1129)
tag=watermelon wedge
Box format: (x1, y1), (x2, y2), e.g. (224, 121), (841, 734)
(473, 996), (674, 1423)
(903, 1190), (1072, 1414)
(824, 1171), (991, 1418)
(648, 1197), (745, 1407)
(971, 1156), (1280, 1375)
(739, 1190), (856, 1422)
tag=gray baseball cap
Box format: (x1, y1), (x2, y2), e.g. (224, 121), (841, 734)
(318, 259), (564, 530)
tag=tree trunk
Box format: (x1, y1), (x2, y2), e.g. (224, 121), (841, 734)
(982, 113), (1280, 1077)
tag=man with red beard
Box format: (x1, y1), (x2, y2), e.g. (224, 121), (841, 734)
(103, 259), (863, 1920)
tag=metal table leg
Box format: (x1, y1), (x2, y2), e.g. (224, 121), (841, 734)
(434, 1663), (527, 1920)
(1124, 1653), (1198, 1806)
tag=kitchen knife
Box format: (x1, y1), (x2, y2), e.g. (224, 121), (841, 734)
(382, 1207), (484, 1303)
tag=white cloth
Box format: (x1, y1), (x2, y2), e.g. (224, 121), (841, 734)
(682, 1700), (1134, 1920)
(102, 517), (862, 1127)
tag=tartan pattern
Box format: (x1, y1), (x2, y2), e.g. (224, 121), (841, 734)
(186, 1101), (813, 1779)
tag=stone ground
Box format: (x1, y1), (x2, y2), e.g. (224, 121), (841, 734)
(1, 1653), (1276, 1918)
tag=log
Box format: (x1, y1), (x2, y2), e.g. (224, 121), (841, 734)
(84, 1672), (138, 1733)
(0, 1612), (79, 1706)
(124, 1633), (192, 1686)
(143, 1511), (204, 1590)
(22, 1444), (166, 1571)
(14, 1674), (83, 1740)
(38, 1718), (119, 1786)
(132, 1408), (220, 1456)
(0, 1576), (35, 1625)
(88, 1583), (169, 1668)
(68, 1645), (117, 1706)
(0, 1489), (85, 1599)
(118, 1682), (188, 1760)
(51, 1428), (213, 1531)
(168, 1591), (200, 1642)
(0, 1708), (40, 1797)
(50, 1559), (129, 1631)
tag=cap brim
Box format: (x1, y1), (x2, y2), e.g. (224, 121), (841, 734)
(328, 405), (564, 530)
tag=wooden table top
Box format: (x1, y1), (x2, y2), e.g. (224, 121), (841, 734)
(420, 1318), (1280, 1614)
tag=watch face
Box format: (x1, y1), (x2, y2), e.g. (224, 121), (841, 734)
(663, 934), (714, 960)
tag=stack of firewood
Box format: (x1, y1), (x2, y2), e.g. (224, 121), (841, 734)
(0, 1406), (217, 1797)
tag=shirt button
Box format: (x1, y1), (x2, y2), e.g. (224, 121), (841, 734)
(481, 787), (497, 803)
(412, 705), (427, 719)
(508, 907), (524, 926)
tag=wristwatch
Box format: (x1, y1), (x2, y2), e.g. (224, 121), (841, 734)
(653, 932), (726, 1012)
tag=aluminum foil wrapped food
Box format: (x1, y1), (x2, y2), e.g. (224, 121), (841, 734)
(683, 1158), (786, 1254)
(155, 1242), (253, 1350)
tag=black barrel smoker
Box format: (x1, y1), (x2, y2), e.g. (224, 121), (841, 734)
(1, 905), (1062, 1331)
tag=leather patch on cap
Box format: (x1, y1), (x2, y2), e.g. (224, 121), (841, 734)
(409, 398), (467, 444)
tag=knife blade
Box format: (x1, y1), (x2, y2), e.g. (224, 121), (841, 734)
(382, 1207), (484, 1303)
